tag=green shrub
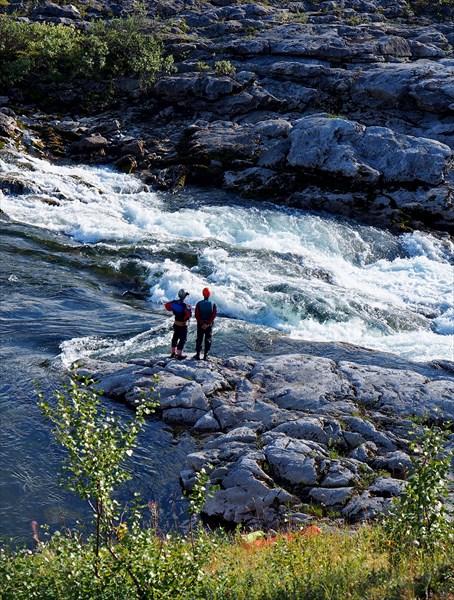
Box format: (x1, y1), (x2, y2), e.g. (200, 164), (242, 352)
(2, 524), (452, 599)
(0, 12), (173, 92)
(38, 375), (159, 575)
(195, 61), (210, 72)
(384, 423), (452, 554)
(89, 11), (172, 79)
(214, 60), (236, 76)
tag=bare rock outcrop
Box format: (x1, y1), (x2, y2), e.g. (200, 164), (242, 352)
(72, 346), (454, 530)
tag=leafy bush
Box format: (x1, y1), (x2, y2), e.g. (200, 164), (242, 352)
(384, 423), (452, 554)
(89, 11), (173, 79)
(0, 12), (173, 92)
(195, 61), (210, 72)
(214, 60), (236, 76)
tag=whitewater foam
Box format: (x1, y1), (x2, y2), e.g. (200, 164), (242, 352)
(2, 150), (453, 362)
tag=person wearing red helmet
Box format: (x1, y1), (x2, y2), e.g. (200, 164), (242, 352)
(165, 288), (192, 360)
(194, 287), (217, 361)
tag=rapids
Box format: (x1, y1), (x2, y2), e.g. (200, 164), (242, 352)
(2, 149), (453, 362)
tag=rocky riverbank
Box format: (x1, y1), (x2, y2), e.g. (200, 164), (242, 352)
(0, 0), (453, 232)
(73, 343), (454, 530)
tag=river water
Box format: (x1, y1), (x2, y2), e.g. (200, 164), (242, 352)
(1, 148), (453, 544)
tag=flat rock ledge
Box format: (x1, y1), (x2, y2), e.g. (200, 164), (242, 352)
(72, 350), (454, 530)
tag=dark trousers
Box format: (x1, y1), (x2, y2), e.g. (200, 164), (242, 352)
(171, 324), (188, 351)
(196, 325), (212, 356)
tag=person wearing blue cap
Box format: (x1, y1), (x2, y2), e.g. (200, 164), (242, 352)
(165, 288), (192, 360)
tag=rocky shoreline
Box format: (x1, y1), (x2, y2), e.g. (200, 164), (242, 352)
(1, 0), (453, 530)
(1, 0), (453, 233)
(73, 344), (454, 530)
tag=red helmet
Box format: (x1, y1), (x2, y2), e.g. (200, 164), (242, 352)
(202, 287), (211, 298)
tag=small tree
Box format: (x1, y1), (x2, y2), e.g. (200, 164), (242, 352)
(183, 465), (218, 548)
(38, 375), (158, 576)
(385, 423), (452, 554)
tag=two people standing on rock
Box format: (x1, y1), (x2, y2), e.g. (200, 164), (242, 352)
(165, 287), (217, 361)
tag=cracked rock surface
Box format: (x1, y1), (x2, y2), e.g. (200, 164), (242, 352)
(73, 344), (453, 530)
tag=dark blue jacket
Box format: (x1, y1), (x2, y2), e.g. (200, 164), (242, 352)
(165, 299), (192, 322)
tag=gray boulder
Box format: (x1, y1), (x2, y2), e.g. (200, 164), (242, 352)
(309, 487), (354, 507)
(154, 75), (241, 102)
(343, 491), (394, 522)
(31, 2), (82, 19)
(369, 476), (406, 497)
(351, 61), (454, 114)
(72, 133), (109, 154)
(71, 348), (453, 529)
(287, 115), (452, 185)
(264, 437), (320, 486)
(339, 361), (454, 419)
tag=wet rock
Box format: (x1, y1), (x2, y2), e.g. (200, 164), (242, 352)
(224, 167), (283, 196)
(0, 176), (36, 195)
(117, 139), (146, 158)
(115, 156), (138, 173)
(72, 133), (109, 154)
(183, 121), (261, 164)
(0, 113), (20, 139)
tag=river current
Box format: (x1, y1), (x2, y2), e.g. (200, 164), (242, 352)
(1, 148), (453, 544)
